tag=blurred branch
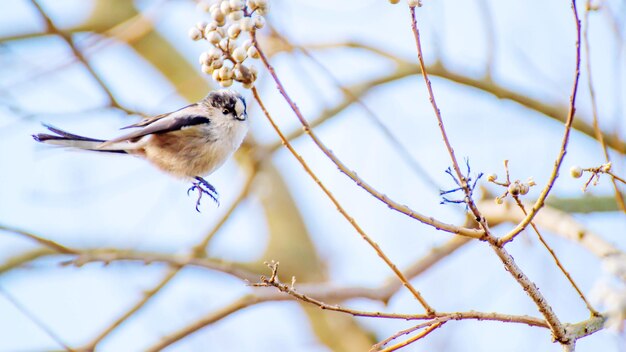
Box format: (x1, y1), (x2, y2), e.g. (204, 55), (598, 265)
(3, 0), (207, 104)
(8, 244), (601, 351)
(547, 195), (622, 213)
(193, 165), (258, 256)
(29, 0), (127, 113)
(265, 63), (423, 152)
(0, 225), (78, 255)
(143, 295), (259, 352)
(104, 0), (166, 44)
(3, 232), (474, 307)
(0, 248), (56, 275)
(0, 286), (72, 351)
(66, 250), (260, 282)
(288, 42), (626, 154)
(381, 236), (471, 300)
(77, 267), (179, 351)
(76, 165), (262, 350)
(268, 28), (440, 191)
(583, 0), (626, 212)
(475, 0), (496, 77)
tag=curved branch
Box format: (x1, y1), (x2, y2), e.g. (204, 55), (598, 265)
(284, 42), (626, 154)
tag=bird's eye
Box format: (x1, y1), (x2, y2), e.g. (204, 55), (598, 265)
(222, 109), (229, 115)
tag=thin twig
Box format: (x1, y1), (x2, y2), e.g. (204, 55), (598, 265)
(407, 5), (492, 241)
(512, 197), (600, 317)
(251, 261), (547, 326)
(371, 320), (439, 351)
(70, 162), (259, 350)
(144, 295), (259, 352)
(269, 27), (441, 191)
(380, 321), (445, 352)
(29, 0), (127, 113)
(475, 0), (497, 78)
(251, 87), (435, 314)
(407, 3), (572, 343)
(0, 248), (56, 275)
(583, 0), (626, 213)
(251, 31), (484, 240)
(607, 171), (626, 185)
(296, 41), (626, 154)
(66, 250), (260, 282)
(477, 199), (626, 280)
(0, 286), (73, 351)
(500, 0), (583, 244)
(77, 268), (180, 351)
(382, 236), (471, 299)
(0, 225), (79, 254)
(145, 286), (549, 352)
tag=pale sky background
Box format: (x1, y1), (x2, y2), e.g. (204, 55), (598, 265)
(0, 0), (625, 351)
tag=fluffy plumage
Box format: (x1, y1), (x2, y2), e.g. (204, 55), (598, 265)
(32, 89), (249, 210)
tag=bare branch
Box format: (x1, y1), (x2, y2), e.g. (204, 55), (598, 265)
(379, 321), (444, 352)
(582, 0), (626, 212)
(0, 286), (73, 351)
(252, 31), (484, 240)
(251, 87), (434, 314)
(0, 225), (79, 255)
(28, 0), (126, 113)
(500, 0), (583, 245)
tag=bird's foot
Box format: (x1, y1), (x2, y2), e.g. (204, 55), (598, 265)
(187, 176), (219, 212)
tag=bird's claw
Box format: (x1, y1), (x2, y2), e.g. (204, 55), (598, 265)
(188, 176), (219, 212)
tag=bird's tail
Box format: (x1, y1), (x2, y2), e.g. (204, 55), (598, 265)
(32, 124), (127, 154)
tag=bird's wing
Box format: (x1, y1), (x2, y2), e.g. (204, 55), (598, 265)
(120, 103), (199, 129)
(99, 105), (210, 148)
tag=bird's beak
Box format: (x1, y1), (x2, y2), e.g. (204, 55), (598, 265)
(235, 114), (247, 121)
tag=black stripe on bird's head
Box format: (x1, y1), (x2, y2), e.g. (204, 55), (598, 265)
(204, 90), (247, 121)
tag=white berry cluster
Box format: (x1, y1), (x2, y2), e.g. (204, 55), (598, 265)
(487, 172), (536, 205)
(388, 0), (422, 7)
(189, 0), (269, 88)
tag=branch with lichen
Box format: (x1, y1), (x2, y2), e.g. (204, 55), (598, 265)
(488, 161), (599, 317)
(478, 199), (626, 273)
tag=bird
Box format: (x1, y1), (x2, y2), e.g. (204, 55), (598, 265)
(32, 89), (249, 211)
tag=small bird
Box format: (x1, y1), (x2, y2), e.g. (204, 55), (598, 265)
(32, 89), (249, 211)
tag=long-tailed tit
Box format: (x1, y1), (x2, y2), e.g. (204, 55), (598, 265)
(33, 89), (249, 211)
